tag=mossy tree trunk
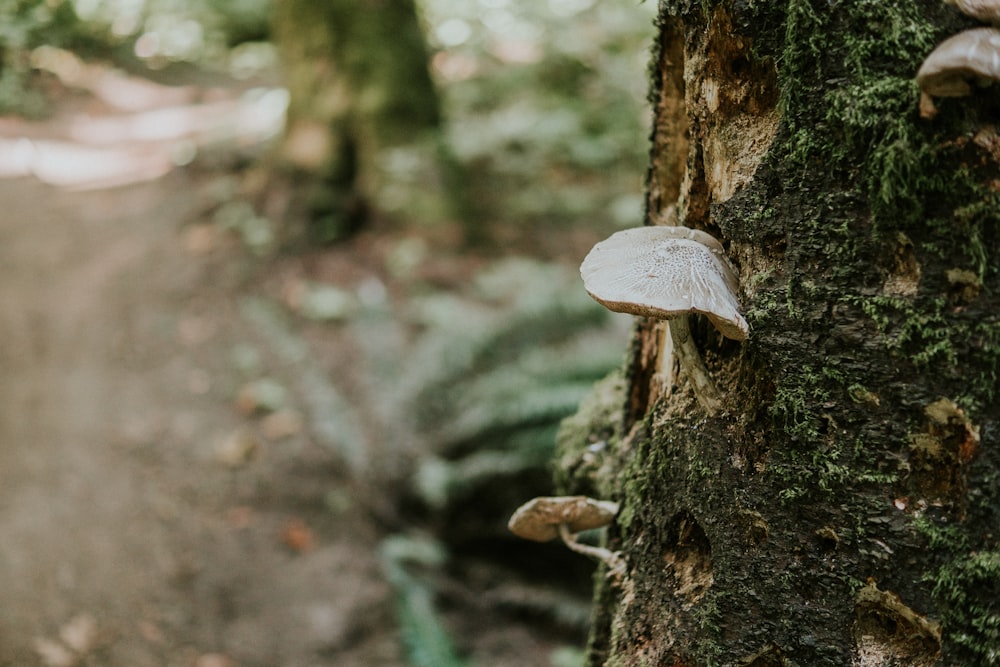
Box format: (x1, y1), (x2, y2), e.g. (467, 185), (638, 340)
(557, 2), (1000, 665)
(270, 0), (444, 242)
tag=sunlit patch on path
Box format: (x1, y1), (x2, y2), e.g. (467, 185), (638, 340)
(0, 49), (286, 190)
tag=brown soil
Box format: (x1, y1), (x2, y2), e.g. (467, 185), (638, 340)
(0, 164), (407, 665)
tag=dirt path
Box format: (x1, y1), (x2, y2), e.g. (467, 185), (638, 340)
(0, 169), (401, 666)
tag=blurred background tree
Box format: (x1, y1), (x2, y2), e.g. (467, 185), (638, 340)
(271, 0), (445, 243)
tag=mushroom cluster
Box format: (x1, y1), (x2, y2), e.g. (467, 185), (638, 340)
(917, 1), (1000, 118)
(513, 229), (745, 586)
(580, 225), (746, 414)
(507, 495), (625, 579)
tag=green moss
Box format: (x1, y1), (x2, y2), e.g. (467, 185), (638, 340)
(772, 447), (852, 504)
(553, 369), (628, 498)
(691, 592), (726, 663)
(930, 551), (1000, 665)
(954, 192), (1000, 281)
(779, 0), (936, 170)
(774, 0), (987, 241)
(915, 511), (1000, 663)
(913, 515), (969, 552)
(779, 0), (826, 119)
(769, 360), (900, 503)
(763, 0), (1000, 420)
(845, 295), (954, 363)
(767, 362), (834, 443)
(843, 292), (1000, 410)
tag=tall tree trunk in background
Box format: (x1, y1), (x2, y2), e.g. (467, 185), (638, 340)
(557, 2), (999, 665)
(271, 0), (443, 242)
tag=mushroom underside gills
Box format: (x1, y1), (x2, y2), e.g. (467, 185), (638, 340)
(579, 225), (748, 415)
(669, 315), (722, 414)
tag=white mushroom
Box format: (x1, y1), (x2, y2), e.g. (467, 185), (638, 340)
(580, 225), (747, 413)
(945, 0), (1000, 25)
(508, 496), (624, 578)
(916, 27), (1000, 118)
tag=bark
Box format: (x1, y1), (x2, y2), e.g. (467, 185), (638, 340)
(270, 0), (444, 241)
(557, 2), (1000, 666)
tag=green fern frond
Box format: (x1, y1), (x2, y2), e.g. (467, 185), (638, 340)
(406, 295), (609, 427)
(367, 257), (629, 519)
(430, 381), (599, 454)
(380, 535), (467, 667)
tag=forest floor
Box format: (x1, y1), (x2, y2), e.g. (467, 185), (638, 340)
(0, 66), (594, 666)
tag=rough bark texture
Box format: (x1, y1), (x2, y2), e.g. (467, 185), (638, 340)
(271, 0), (442, 240)
(556, 1), (1000, 665)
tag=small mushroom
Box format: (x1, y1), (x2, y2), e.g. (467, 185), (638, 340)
(580, 225), (747, 414)
(945, 0), (1000, 25)
(916, 27), (1000, 118)
(508, 496), (624, 578)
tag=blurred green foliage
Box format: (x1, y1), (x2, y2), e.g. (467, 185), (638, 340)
(1, 0), (654, 230)
(365, 258), (628, 662)
(0, 0), (271, 115)
(380, 535), (468, 667)
(422, 0), (656, 230)
(0, 0), (94, 115)
(394, 259), (627, 534)
(71, 0), (270, 61)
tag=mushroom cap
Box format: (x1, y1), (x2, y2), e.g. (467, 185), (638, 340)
(508, 496), (619, 542)
(917, 27), (1000, 98)
(580, 225), (748, 341)
(945, 0), (1000, 25)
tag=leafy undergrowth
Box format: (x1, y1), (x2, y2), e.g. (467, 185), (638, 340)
(170, 73), (642, 665)
(226, 214), (633, 666)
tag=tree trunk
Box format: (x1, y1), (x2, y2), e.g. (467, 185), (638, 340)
(557, 2), (1000, 665)
(270, 0), (443, 241)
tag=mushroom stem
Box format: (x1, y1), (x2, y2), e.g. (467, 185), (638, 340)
(919, 91), (939, 119)
(654, 321), (675, 398)
(668, 315), (722, 415)
(558, 523), (626, 580)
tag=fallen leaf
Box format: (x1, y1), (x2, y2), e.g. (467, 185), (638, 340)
(33, 637), (76, 667)
(194, 653), (237, 667)
(214, 429), (260, 467)
(281, 517), (316, 553)
(234, 378), (288, 415)
(59, 613), (98, 654)
(137, 619), (165, 644)
(183, 223), (222, 255)
(225, 505), (255, 529)
(259, 409), (303, 440)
